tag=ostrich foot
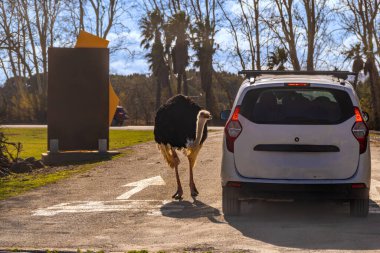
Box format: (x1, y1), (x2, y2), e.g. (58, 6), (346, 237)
(172, 189), (183, 200)
(190, 184), (199, 197)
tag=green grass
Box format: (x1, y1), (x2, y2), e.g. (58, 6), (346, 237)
(0, 160), (109, 200)
(110, 130), (154, 150)
(1, 128), (154, 159)
(0, 128), (154, 200)
(2, 128), (47, 159)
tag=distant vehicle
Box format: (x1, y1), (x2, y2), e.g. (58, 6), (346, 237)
(112, 106), (128, 126)
(220, 70), (371, 217)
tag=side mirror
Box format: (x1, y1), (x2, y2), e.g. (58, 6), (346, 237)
(220, 110), (231, 121)
(362, 111), (369, 122)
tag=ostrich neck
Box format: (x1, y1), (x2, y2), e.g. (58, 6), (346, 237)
(194, 117), (207, 147)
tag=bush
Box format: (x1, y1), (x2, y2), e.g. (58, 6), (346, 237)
(0, 131), (22, 176)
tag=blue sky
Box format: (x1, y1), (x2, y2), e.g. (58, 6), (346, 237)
(107, 30), (150, 75)
(0, 0), (361, 85)
(106, 18), (238, 76)
(103, 0), (356, 78)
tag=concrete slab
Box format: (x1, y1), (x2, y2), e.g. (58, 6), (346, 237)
(41, 150), (120, 166)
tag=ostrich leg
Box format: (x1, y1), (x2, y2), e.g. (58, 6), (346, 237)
(189, 161), (199, 197)
(172, 164), (183, 199)
(188, 147), (201, 197)
(171, 149), (183, 200)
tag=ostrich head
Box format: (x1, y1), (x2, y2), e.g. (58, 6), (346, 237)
(197, 110), (212, 121)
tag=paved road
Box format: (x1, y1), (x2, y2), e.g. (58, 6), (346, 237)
(1, 130), (380, 252)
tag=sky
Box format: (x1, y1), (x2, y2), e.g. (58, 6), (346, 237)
(0, 0), (362, 85)
(105, 13), (238, 77)
(107, 30), (150, 75)
(103, 0), (357, 78)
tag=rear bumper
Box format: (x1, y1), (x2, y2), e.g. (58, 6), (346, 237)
(228, 182), (369, 200)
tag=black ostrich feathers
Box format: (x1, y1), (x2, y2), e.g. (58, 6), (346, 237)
(154, 95), (208, 149)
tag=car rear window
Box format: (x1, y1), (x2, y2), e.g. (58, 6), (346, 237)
(240, 87), (354, 125)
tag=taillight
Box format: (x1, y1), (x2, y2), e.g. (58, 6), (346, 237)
(351, 183), (366, 189)
(352, 107), (368, 154)
(286, 83), (310, 87)
(225, 106), (242, 153)
(227, 181), (242, 188)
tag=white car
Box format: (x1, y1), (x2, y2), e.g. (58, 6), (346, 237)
(220, 71), (371, 217)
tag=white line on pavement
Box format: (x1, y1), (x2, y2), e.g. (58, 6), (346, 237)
(32, 200), (182, 216)
(116, 176), (166, 200)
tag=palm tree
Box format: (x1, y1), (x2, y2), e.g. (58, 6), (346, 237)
(268, 47), (288, 71)
(166, 11), (190, 95)
(344, 43), (364, 89)
(190, 19), (218, 118)
(140, 9), (171, 109)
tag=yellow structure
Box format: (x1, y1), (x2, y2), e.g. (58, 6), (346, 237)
(75, 31), (110, 48)
(75, 31), (120, 125)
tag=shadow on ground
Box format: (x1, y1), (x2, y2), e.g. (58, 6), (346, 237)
(160, 199), (222, 223)
(225, 199), (380, 250)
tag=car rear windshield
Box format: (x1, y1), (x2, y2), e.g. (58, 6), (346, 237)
(240, 87), (354, 125)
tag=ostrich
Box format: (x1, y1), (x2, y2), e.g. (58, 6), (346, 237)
(154, 94), (212, 199)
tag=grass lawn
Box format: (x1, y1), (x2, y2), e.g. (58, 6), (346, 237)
(0, 128), (154, 200)
(0, 162), (105, 200)
(1, 128), (153, 159)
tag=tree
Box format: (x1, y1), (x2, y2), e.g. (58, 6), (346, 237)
(166, 11), (190, 94)
(271, 0), (301, 70)
(268, 47), (288, 70)
(267, 0), (331, 71)
(140, 9), (170, 109)
(110, 74), (156, 125)
(344, 43), (364, 89)
(218, 0), (263, 70)
(84, 0), (119, 39)
(0, 0), (61, 122)
(187, 0), (219, 118)
(342, 0), (380, 129)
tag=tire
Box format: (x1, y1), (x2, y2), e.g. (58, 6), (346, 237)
(222, 186), (240, 216)
(350, 197), (369, 217)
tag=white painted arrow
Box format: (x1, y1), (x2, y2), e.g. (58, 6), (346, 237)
(32, 200), (183, 216)
(116, 176), (166, 200)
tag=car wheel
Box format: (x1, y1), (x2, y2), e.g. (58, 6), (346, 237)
(350, 197), (369, 217)
(222, 186), (240, 216)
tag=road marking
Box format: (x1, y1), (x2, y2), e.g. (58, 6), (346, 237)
(32, 177), (380, 216)
(32, 200), (183, 216)
(116, 176), (165, 200)
(32, 176), (171, 216)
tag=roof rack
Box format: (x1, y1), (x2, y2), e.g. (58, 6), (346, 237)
(238, 70), (357, 80)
